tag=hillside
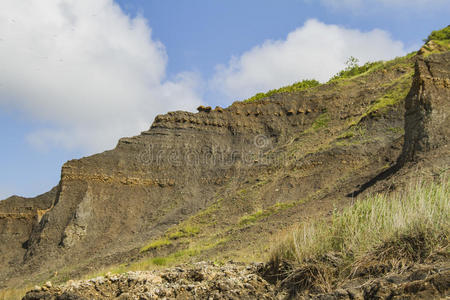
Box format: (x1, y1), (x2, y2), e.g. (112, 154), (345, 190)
(1, 28), (449, 299)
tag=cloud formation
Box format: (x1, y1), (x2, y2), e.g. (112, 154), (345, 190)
(0, 0), (202, 152)
(211, 19), (406, 101)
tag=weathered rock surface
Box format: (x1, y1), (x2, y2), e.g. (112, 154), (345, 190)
(400, 52), (450, 163)
(0, 187), (57, 275)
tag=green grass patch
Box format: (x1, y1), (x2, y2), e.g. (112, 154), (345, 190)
(242, 79), (320, 103)
(140, 238), (172, 253)
(150, 257), (169, 266)
(337, 130), (354, 140)
(167, 225), (200, 240)
(434, 39), (450, 48)
(335, 126), (367, 147)
(304, 113), (330, 133)
(239, 201), (302, 226)
(94, 235), (229, 277)
(270, 178), (449, 288)
(366, 73), (412, 115)
(387, 126), (405, 135)
(329, 61), (383, 82)
(347, 72), (412, 127)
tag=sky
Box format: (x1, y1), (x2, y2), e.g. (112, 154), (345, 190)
(0, 0), (449, 199)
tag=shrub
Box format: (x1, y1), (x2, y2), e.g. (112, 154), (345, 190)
(425, 26), (450, 42)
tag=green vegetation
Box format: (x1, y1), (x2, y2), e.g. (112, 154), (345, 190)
(329, 57), (383, 82)
(434, 39), (450, 48)
(387, 126), (405, 135)
(425, 26), (450, 42)
(311, 113), (330, 130)
(421, 26), (450, 56)
(140, 238), (172, 252)
(239, 200), (303, 226)
(141, 221), (202, 253)
(167, 225), (200, 240)
(366, 75), (412, 115)
(347, 72), (413, 127)
(242, 79), (320, 103)
(337, 125), (366, 141)
(270, 179), (449, 290)
(140, 225), (201, 253)
(94, 236), (229, 277)
(304, 113), (330, 134)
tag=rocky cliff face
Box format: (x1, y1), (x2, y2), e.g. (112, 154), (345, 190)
(1, 49), (449, 295)
(400, 52), (450, 163)
(0, 188), (57, 277)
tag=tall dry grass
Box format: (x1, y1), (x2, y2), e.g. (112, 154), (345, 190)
(269, 178), (449, 292)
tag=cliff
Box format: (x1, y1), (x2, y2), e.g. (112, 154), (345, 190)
(1, 40), (449, 299)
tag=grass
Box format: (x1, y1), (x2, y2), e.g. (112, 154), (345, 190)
(387, 126), (404, 135)
(89, 235), (229, 278)
(140, 238), (172, 252)
(434, 39), (450, 50)
(269, 178), (449, 293)
(141, 222), (201, 253)
(423, 39), (450, 56)
(334, 126), (367, 147)
(329, 61), (383, 82)
(347, 72), (413, 127)
(304, 113), (330, 134)
(239, 200), (304, 226)
(367, 73), (412, 114)
(425, 26), (450, 42)
(143, 237), (228, 267)
(167, 225), (200, 240)
(242, 79), (320, 103)
(329, 52), (416, 87)
(311, 113), (330, 130)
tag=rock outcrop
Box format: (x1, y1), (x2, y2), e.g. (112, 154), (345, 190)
(400, 52), (450, 163)
(23, 262), (276, 300)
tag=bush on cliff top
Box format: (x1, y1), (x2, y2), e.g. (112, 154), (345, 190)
(425, 26), (450, 42)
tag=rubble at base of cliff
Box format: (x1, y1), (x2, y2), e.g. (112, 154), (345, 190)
(22, 260), (450, 300)
(22, 262), (277, 300)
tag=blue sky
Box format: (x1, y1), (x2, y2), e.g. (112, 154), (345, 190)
(0, 0), (449, 199)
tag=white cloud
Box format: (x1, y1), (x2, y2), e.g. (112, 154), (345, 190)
(0, 0), (202, 152)
(211, 19), (406, 101)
